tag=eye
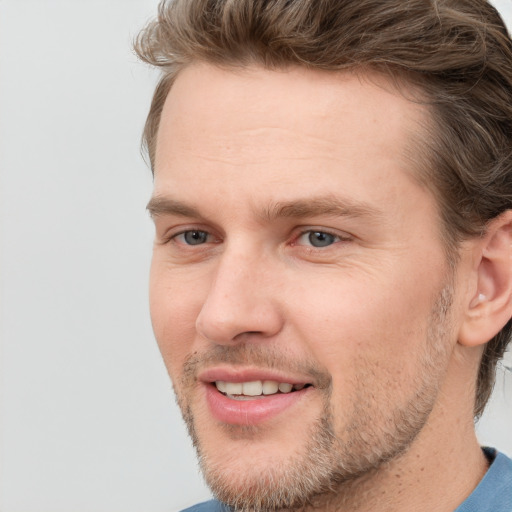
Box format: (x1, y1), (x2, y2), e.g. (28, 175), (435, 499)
(174, 230), (211, 245)
(297, 230), (340, 248)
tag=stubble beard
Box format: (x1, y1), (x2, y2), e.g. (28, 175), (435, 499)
(174, 284), (454, 512)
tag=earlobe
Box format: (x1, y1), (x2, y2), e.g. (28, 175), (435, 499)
(458, 211), (512, 347)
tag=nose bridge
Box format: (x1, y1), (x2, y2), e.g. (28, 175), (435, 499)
(195, 240), (282, 344)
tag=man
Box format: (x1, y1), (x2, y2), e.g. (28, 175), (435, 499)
(136, 0), (512, 510)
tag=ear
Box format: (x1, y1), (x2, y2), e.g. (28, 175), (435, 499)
(458, 210), (512, 347)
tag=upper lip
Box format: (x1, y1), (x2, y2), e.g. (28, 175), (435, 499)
(198, 366), (313, 386)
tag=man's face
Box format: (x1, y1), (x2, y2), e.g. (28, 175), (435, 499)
(149, 64), (461, 509)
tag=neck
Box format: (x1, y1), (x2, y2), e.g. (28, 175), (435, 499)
(300, 352), (488, 512)
(302, 418), (486, 512)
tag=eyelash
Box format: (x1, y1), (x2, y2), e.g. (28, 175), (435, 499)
(166, 229), (216, 246)
(295, 229), (348, 248)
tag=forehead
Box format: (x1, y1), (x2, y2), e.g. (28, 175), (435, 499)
(154, 63), (429, 208)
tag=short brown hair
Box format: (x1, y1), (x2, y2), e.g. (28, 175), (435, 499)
(135, 0), (512, 417)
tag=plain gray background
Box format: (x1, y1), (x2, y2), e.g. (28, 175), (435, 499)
(0, 1), (511, 511)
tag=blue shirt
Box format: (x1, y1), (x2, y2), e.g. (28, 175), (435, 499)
(183, 449), (512, 512)
(454, 448), (512, 511)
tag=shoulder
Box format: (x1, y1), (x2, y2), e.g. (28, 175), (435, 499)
(180, 499), (230, 512)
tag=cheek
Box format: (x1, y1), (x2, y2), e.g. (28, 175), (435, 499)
(289, 270), (437, 384)
(289, 286), (436, 431)
(149, 263), (203, 375)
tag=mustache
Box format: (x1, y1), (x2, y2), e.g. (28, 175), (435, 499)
(181, 343), (332, 390)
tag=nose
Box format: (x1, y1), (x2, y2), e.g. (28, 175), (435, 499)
(195, 248), (284, 345)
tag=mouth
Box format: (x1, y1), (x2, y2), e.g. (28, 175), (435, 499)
(213, 380), (312, 400)
(199, 370), (315, 425)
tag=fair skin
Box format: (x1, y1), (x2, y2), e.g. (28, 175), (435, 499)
(149, 64), (512, 512)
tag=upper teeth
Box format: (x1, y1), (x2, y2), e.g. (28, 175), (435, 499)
(215, 380), (305, 396)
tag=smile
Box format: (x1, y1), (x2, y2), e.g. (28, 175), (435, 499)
(215, 380), (310, 398)
(204, 378), (313, 425)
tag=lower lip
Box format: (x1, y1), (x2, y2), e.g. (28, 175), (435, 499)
(204, 384), (310, 425)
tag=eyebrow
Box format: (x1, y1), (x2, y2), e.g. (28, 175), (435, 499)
(147, 195), (383, 222)
(262, 197), (382, 222)
(147, 196), (202, 218)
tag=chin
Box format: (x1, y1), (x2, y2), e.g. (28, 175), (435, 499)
(196, 415), (345, 512)
(178, 394), (337, 510)
(178, 377), (441, 512)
